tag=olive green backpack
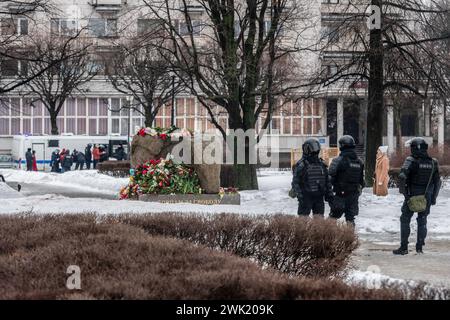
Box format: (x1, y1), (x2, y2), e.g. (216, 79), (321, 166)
(407, 160), (434, 213)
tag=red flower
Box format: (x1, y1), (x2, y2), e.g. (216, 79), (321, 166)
(159, 181), (163, 187)
(138, 128), (146, 137)
(159, 133), (168, 140)
(143, 170), (148, 175)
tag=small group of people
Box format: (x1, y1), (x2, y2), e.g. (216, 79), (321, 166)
(25, 148), (38, 172)
(291, 135), (441, 255)
(49, 144), (112, 173)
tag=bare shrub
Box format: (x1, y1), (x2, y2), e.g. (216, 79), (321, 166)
(115, 213), (358, 278)
(0, 214), (415, 300)
(97, 161), (131, 178)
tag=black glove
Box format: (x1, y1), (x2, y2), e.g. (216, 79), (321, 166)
(325, 193), (334, 203)
(297, 194), (303, 203)
(431, 199), (436, 206)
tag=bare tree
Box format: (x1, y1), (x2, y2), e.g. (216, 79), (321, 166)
(143, 0), (314, 190)
(20, 33), (96, 135)
(0, 0), (54, 93)
(311, 0), (450, 184)
(106, 28), (184, 127)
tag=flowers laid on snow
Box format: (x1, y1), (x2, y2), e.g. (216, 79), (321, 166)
(136, 126), (192, 141)
(218, 187), (239, 199)
(119, 175), (141, 200)
(119, 156), (202, 199)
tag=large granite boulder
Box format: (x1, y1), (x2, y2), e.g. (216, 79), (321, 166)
(130, 134), (221, 194)
(130, 135), (178, 168)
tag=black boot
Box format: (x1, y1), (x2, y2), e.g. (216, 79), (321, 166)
(393, 246), (408, 255)
(416, 245), (423, 254)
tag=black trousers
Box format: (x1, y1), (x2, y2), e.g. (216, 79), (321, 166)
(400, 196), (431, 249)
(329, 193), (360, 225)
(75, 161), (84, 170)
(85, 159), (91, 170)
(298, 195), (325, 217)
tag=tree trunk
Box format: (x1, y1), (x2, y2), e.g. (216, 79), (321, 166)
(144, 113), (154, 128)
(394, 107), (402, 153)
(234, 163), (258, 191)
(227, 133), (259, 190)
(50, 111), (59, 135)
(365, 0), (384, 187)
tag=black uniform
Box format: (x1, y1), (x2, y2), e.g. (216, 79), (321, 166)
(328, 148), (365, 225)
(25, 149), (33, 171)
(115, 146), (126, 161)
(292, 154), (332, 217)
(397, 147), (441, 253)
(62, 151), (73, 172)
(50, 151), (60, 173)
(85, 145), (92, 170)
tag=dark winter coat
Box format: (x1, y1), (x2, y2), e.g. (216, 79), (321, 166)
(76, 152), (86, 163)
(85, 147), (92, 161)
(25, 151), (32, 166)
(62, 155), (73, 169)
(50, 151), (59, 166)
(114, 147), (126, 161)
(292, 154), (332, 199)
(398, 149), (441, 202)
(328, 149), (365, 196)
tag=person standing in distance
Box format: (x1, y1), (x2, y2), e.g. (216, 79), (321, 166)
(291, 138), (333, 217)
(25, 148), (33, 171)
(328, 135), (365, 226)
(393, 137), (441, 255)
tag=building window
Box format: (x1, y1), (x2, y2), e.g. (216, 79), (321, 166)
(51, 18), (78, 36)
(175, 19), (202, 36)
(137, 18), (164, 36)
(88, 18), (117, 37)
(1, 17), (28, 35)
(321, 24), (340, 44)
(0, 59), (28, 77)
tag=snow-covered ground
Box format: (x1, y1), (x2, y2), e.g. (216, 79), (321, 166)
(1, 169), (450, 289)
(1, 169), (449, 239)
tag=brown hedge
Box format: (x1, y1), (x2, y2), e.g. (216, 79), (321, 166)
(116, 213), (359, 278)
(0, 214), (411, 300)
(97, 161), (131, 177)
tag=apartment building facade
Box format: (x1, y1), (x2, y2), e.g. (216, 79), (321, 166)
(0, 0), (447, 158)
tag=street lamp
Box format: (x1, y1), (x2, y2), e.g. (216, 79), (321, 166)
(127, 95), (132, 160)
(171, 75), (176, 127)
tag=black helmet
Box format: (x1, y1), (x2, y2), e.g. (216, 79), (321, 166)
(302, 138), (321, 155)
(338, 135), (356, 150)
(410, 137), (428, 151)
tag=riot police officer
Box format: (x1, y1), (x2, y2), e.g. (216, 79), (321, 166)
(292, 138), (333, 217)
(393, 137), (441, 255)
(328, 135), (365, 226)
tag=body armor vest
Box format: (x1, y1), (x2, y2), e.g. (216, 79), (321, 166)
(303, 160), (327, 195)
(410, 158), (434, 187)
(337, 157), (362, 193)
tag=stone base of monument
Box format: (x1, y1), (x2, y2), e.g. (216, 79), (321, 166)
(139, 193), (240, 205)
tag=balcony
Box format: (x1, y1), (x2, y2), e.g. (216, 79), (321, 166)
(180, 1), (205, 13)
(90, 0), (124, 12)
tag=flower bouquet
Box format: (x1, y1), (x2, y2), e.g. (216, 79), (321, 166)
(136, 126), (192, 142)
(119, 156), (202, 199)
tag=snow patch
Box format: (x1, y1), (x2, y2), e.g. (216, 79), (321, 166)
(0, 182), (23, 199)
